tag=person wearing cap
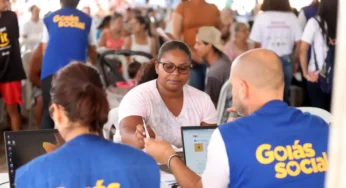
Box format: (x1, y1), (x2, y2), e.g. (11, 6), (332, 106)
(194, 26), (231, 106)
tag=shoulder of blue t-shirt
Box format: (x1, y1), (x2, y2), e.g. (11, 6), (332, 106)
(44, 7), (92, 25)
(15, 135), (160, 187)
(218, 100), (329, 139)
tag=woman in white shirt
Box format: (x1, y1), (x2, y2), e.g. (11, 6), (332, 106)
(124, 16), (156, 64)
(118, 41), (217, 148)
(299, 0), (338, 111)
(250, 0), (302, 104)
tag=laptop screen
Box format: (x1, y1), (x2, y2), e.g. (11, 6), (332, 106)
(181, 126), (216, 175)
(4, 130), (64, 188)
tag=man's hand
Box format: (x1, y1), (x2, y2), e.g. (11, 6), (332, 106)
(144, 138), (175, 164)
(227, 107), (241, 122)
(304, 72), (319, 83)
(135, 124), (156, 146)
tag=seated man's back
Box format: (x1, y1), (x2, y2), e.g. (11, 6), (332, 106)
(219, 100), (329, 188)
(15, 135), (160, 188)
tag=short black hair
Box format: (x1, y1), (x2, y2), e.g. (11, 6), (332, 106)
(128, 61), (142, 79)
(60, 0), (80, 8)
(202, 41), (222, 56)
(158, 41), (192, 63)
(29, 5), (38, 12)
(261, 0), (292, 12)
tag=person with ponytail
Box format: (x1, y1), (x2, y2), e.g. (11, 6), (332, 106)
(15, 62), (160, 188)
(124, 16), (156, 64)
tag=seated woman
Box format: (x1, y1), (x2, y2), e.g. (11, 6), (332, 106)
(98, 13), (125, 50)
(224, 22), (253, 62)
(118, 41), (217, 149)
(15, 62), (160, 188)
(124, 16), (156, 64)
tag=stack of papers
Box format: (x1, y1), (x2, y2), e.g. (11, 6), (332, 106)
(161, 173), (176, 185)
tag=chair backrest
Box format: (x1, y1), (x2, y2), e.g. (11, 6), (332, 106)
(296, 107), (332, 124)
(216, 81), (232, 125)
(103, 107), (122, 143)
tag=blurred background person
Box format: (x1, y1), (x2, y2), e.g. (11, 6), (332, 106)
(96, 15), (111, 41)
(299, 0), (338, 112)
(220, 7), (234, 44)
(0, 0), (26, 131)
(29, 43), (44, 128)
(124, 16), (156, 64)
(172, 0), (220, 91)
(98, 13), (125, 50)
(21, 5), (43, 50)
(224, 22), (253, 62)
(298, 0), (319, 29)
(40, 0), (97, 129)
(194, 26), (231, 106)
(250, 0), (302, 104)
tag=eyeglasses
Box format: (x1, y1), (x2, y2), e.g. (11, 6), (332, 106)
(158, 61), (192, 75)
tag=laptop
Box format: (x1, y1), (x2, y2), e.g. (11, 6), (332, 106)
(181, 126), (217, 175)
(4, 130), (64, 188)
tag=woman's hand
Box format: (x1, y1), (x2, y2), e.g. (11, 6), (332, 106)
(304, 72), (319, 83)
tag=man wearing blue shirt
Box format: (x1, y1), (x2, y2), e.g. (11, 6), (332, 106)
(144, 49), (329, 188)
(40, 0), (97, 129)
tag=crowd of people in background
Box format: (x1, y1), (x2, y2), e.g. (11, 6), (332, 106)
(0, 0), (339, 187)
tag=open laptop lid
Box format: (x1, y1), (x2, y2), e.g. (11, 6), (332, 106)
(181, 126), (217, 175)
(4, 130), (63, 188)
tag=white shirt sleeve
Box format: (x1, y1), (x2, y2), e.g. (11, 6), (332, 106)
(202, 129), (230, 188)
(88, 20), (97, 46)
(42, 25), (49, 43)
(301, 18), (317, 45)
(118, 89), (147, 124)
(249, 15), (262, 43)
(297, 10), (307, 30)
(201, 95), (217, 124)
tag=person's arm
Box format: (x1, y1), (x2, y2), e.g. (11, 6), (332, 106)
(87, 27), (97, 65)
(119, 116), (155, 148)
(87, 45), (97, 65)
(144, 129), (230, 188)
(299, 18), (317, 82)
(29, 43), (43, 88)
(123, 36), (131, 64)
(98, 30), (107, 47)
(292, 41), (301, 73)
(299, 41), (311, 78)
(172, 13), (183, 40)
(150, 37), (157, 58)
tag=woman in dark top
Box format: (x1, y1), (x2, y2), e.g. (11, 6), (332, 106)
(0, 3), (26, 131)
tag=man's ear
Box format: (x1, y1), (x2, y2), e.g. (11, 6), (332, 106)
(240, 80), (249, 99)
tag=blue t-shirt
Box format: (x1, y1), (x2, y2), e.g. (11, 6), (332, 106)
(41, 8), (92, 79)
(219, 100), (329, 188)
(15, 135), (160, 188)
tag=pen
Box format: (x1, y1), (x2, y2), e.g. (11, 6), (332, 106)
(142, 118), (150, 138)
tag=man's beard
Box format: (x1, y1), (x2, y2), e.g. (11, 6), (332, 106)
(233, 98), (247, 117)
